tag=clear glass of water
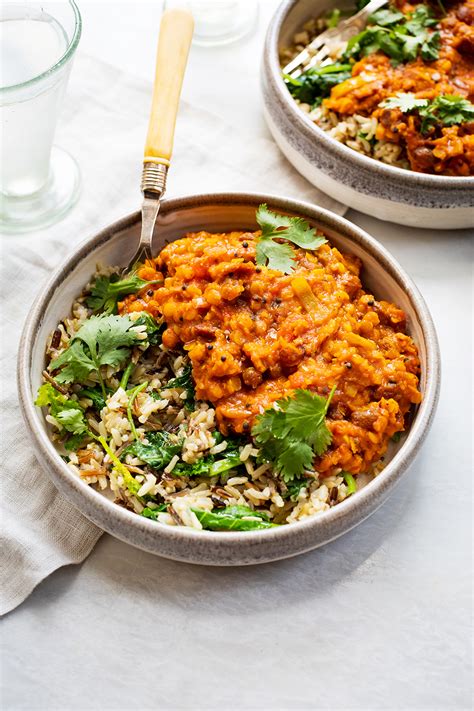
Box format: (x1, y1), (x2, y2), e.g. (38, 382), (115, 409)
(0, 1), (81, 234)
(164, 1), (259, 47)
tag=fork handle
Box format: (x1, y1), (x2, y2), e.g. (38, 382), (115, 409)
(143, 8), (194, 167)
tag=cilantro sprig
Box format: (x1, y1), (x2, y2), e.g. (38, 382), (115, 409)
(50, 314), (142, 397)
(252, 387), (336, 482)
(344, 5), (440, 64)
(35, 383), (91, 450)
(380, 93), (474, 133)
(87, 274), (162, 314)
(255, 204), (326, 274)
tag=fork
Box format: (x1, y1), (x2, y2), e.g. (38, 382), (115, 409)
(124, 8), (194, 274)
(283, 0), (388, 79)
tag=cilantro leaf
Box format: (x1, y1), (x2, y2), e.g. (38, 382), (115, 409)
(50, 315), (142, 391)
(380, 93), (429, 112)
(252, 387), (336, 482)
(87, 274), (161, 314)
(35, 383), (90, 448)
(255, 205), (327, 274)
(343, 5), (440, 64)
(369, 8), (404, 26)
(380, 92), (474, 134)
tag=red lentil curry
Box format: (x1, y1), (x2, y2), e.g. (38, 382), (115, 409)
(119, 229), (421, 477)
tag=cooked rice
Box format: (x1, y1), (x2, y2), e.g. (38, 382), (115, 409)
(39, 267), (386, 529)
(280, 18), (410, 169)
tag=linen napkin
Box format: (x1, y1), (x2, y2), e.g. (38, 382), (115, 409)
(0, 54), (346, 615)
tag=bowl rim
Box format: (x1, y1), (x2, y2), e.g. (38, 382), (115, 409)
(264, 0), (474, 188)
(18, 191), (441, 549)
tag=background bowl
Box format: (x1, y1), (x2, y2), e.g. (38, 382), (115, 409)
(261, 0), (474, 229)
(18, 193), (440, 565)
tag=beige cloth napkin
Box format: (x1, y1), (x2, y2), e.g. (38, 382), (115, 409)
(0, 54), (346, 615)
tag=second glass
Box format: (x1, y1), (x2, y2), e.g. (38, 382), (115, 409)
(0, 1), (82, 233)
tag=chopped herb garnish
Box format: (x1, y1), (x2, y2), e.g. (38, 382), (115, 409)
(380, 93), (474, 133)
(252, 387), (336, 482)
(344, 5), (440, 64)
(343, 472), (357, 496)
(255, 204), (327, 274)
(50, 315), (142, 397)
(35, 383), (90, 450)
(98, 436), (141, 495)
(87, 274), (162, 314)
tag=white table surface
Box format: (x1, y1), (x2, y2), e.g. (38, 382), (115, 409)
(3, 2), (473, 710)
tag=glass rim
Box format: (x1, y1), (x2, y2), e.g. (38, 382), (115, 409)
(0, 0), (82, 93)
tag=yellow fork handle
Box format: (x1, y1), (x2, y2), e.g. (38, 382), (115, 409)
(144, 8), (194, 166)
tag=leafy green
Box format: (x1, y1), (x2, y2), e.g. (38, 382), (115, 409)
(380, 92), (474, 133)
(344, 5), (440, 64)
(284, 63), (352, 107)
(35, 383), (90, 449)
(380, 93), (429, 113)
(252, 387), (336, 482)
(77, 386), (107, 411)
(87, 274), (161, 314)
(255, 204), (327, 274)
(343, 472), (357, 496)
(173, 451), (242, 478)
(141, 505), (168, 520)
(284, 478), (311, 501)
(419, 94), (474, 132)
(123, 431), (182, 469)
(326, 8), (341, 28)
(127, 381), (148, 440)
(192, 506), (278, 531)
(133, 313), (165, 346)
(166, 364), (195, 409)
(98, 436), (140, 495)
(50, 315), (142, 395)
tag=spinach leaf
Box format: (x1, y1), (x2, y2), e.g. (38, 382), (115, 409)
(284, 63), (352, 107)
(77, 386), (107, 411)
(192, 505), (278, 531)
(141, 505), (168, 520)
(123, 431), (182, 469)
(166, 364), (195, 409)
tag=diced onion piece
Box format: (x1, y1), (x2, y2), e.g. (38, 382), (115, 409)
(291, 276), (319, 313)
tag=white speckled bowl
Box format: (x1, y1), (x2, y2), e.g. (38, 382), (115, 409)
(262, 0), (474, 229)
(18, 193), (440, 565)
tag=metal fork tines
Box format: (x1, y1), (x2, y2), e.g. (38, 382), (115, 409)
(283, 0), (388, 78)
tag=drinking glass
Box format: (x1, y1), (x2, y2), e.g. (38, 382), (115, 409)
(0, 1), (81, 234)
(164, 1), (259, 46)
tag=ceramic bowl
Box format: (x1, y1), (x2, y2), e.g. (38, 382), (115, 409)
(261, 0), (474, 229)
(18, 193), (440, 565)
